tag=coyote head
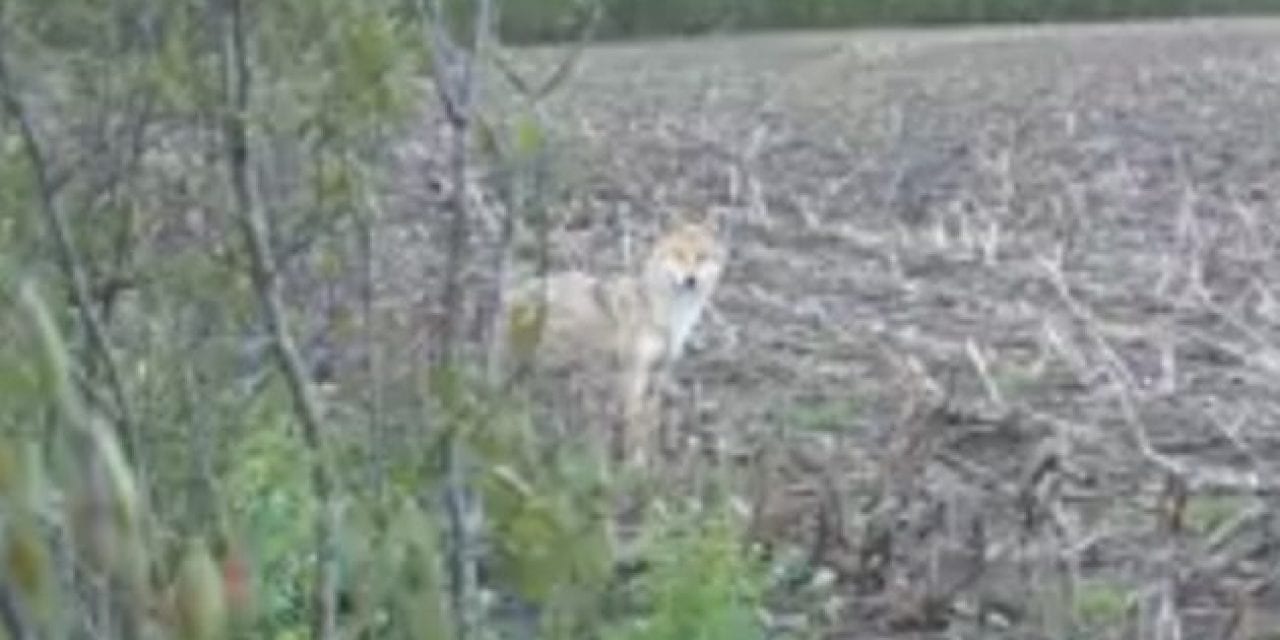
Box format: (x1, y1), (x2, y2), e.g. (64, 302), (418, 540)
(644, 220), (726, 302)
(641, 217), (726, 360)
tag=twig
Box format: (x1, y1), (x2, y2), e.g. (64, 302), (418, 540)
(1203, 504), (1267, 556)
(214, 1), (337, 637)
(965, 337), (1005, 409)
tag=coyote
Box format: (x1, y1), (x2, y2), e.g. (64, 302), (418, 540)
(503, 215), (727, 467)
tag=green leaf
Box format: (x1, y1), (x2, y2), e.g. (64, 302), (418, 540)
(514, 113), (546, 159)
(1073, 580), (1133, 628)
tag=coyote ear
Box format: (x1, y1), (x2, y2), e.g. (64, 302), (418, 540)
(661, 204), (731, 245)
(667, 204), (718, 229)
(690, 205), (733, 248)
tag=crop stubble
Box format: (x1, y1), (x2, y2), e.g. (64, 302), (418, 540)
(386, 17), (1280, 637)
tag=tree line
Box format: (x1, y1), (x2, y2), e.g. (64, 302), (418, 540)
(501, 0), (1280, 42)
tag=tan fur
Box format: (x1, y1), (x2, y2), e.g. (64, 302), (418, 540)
(503, 219), (726, 468)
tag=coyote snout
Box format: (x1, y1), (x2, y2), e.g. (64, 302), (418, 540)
(503, 215), (727, 468)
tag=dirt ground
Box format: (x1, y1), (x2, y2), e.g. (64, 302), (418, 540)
(388, 17), (1280, 639)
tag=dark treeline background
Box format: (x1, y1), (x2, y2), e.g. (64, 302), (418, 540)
(501, 0), (1280, 42)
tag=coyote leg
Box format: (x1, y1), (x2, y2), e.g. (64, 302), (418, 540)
(616, 340), (662, 469)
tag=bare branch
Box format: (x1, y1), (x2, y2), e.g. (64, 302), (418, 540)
(422, 0), (494, 365)
(0, 15), (139, 463)
(490, 0), (601, 101)
(421, 0), (491, 128)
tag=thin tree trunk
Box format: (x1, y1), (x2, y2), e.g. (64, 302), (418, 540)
(214, 1), (338, 637)
(420, 1), (494, 636)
